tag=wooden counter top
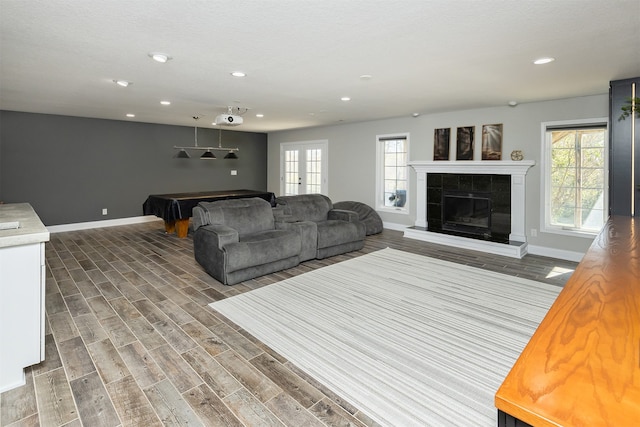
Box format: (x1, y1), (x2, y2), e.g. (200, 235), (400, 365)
(495, 216), (640, 426)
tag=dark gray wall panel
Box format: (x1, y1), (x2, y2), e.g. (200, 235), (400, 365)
(0, 111), (267, 225)
(609, 77), (640, 216)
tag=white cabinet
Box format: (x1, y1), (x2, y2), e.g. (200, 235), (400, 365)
(0, 204), (49, 393)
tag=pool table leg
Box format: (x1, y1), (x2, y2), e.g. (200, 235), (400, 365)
(175, 219), (189, 238)
(163, 219), (189, 237)
(164, 220), (176, 234)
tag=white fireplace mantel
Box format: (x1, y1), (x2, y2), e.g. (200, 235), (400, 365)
(406, 160), (535, 257)
(408, 160), (535, 176)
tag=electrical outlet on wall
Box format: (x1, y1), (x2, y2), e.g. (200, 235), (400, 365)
(231, 170), (237, 176)
(102, 208), (108, 215)
(531, 228), (537, 237)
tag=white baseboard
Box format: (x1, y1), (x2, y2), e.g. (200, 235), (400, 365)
(527, 245), (585, 263)
(47, 216), (162, 234)
(382, 221), (409, 231)
(51, 218), (408, 234)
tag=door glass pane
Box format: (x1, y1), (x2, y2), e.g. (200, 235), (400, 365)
(306, 148), (322, 194)
(284, 150), (299, 196)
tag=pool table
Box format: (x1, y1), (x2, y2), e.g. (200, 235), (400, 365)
(143, 189), (275, 237)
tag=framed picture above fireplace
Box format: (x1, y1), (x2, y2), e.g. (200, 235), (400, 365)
(481, 123), (503, 160)
(433, 128), (450, 160)
(456, 126), (474, 160)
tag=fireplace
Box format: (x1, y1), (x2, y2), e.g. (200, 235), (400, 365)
(405, 160), (535, 258)
(427, 173), (510, 243)
(442, 190), (491, 237)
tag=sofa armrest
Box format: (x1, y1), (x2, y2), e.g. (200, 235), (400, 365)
(276, 220), (318, 261)
(192, 205), (210, 231)
(195, 224), (239, 249)
(193, 224), (238, 285)
(276, 220), (316, 232)
(274, 213), (298, 223)
(272, 206), (286, 221)
(328, 209), (359, 222)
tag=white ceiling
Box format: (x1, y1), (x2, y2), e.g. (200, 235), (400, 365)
(1, 0), (639, 133)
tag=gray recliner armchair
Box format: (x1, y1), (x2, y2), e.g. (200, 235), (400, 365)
(192, 198), (302, 285)
(274, 194), (366, 259)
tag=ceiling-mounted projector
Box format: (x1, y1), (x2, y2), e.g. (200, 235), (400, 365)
(215, 114), (243, 126)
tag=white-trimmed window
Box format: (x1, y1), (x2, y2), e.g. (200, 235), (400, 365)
(376, 133), (409, 213)
(541, 118), (608, 236)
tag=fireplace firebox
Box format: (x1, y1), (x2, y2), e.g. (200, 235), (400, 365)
(426, 173), (511, 243)
(442, 190), (491, 237)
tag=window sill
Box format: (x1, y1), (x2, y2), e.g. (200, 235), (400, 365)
(377, 206), (409, 215)
(541, 225), (601, 239)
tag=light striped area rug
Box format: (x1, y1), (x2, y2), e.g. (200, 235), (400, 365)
(210, 248), (561, 426)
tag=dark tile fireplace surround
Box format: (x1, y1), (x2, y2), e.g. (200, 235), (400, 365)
(427, 173), (511, 243)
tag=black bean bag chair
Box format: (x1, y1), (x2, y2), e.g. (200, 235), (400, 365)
(333, 201), (383, 235)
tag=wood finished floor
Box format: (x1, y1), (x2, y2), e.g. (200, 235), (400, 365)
(0, 221), (578, 427)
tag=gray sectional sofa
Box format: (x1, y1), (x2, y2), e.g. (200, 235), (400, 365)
(274, 194), (366, 259)
(192, 198), (301, 285)
(192, 194), (366, 285)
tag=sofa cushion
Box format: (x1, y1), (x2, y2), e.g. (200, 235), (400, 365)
(197, 198), (275, 236)
(223, 229), (301, 273)
(275, 194), (333, 223)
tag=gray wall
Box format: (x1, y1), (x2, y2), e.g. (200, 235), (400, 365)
(0, 111), (268, 225)
(267, 94), (609, 255)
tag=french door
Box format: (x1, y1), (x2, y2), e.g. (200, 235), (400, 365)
(280, 141), (328, 196)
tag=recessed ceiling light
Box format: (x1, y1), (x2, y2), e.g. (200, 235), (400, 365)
(126, 113), (135, 118)
(341, 96), (351, 101)
(113, 79), (131, 87)
(160, 100), (171, 105)
(533, 57), (555, 65)
(359, 74), (373, 80)
(231, 71), (246, 77)
(149, 53), (172, 63)
(256, 114), (264, 118)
